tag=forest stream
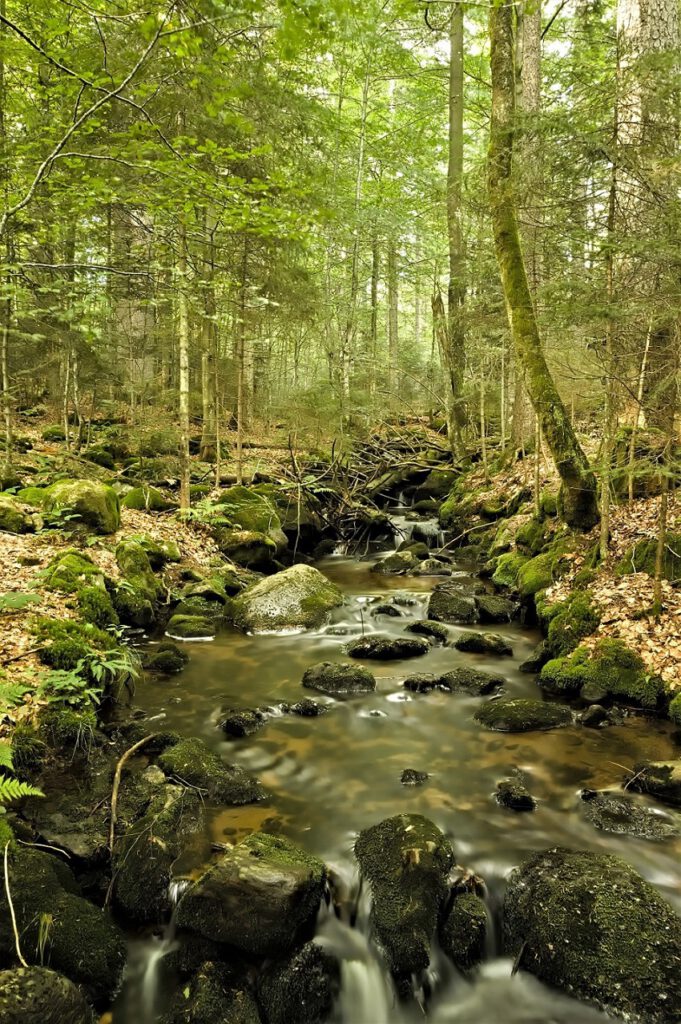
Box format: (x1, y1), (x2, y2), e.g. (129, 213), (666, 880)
(112, 503), (681, 1024)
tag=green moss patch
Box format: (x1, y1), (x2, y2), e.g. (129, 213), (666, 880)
(540, 637), (664, 708)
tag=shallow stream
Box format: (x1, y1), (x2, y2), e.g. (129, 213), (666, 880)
(115, 536), (681, 1023)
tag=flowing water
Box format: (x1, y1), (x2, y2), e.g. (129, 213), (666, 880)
(117, 522), (681, 1023)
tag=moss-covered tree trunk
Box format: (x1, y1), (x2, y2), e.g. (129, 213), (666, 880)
(488, 0), (599, 530)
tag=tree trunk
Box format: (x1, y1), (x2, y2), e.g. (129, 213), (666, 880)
(236, 237), (249, 486)
(200, 207), (218, 462)
(488, 0), (599, 530)
(177, 223), (191, 512)
(387, 243), (399, 393)
(369, 232), (379, 397)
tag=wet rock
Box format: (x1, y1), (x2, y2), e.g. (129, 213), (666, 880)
(161, 961), (261, 1024)
(0, 494), (36, 534)
(439, 891), (488, 972)
(354, 813), (454, 978)
(518, 640), (551, 673)
(453, 631), (513, 656)
(403, 672), (441, 693)
(475, 699), (572, 732)
(216, 529), (277, 570)
(503, 847), (681, 1023)
(496, 778), (536, 811)
(411, 558), (452, 577)
(580, 704), (610, 727)
(474, 594), (516, 623)
(113, 785), (204, 924)
(396, 540), (430, 559)
(302, 661), (376, 697)
(216, 484), (286, 551)
(289, 698), (327, 716)
(44, 479), (120, 534)
(0, 849), (125, 1003)
(371, 550), (420, 575)
(176, 833), (326, 955)
(166, 613), (216, 640)
(439, 667), (505, 696)
(625, 759), (681, 807)
(371, 602), (402, 617)
(405, 619), (450, 642)
(256, 942), (340, 1024)
(579, 789), (681, 840)
(145, 641), (189, 675)
(427, 584), (478, 624)
(220, 707), (267, 738)
(158, 737), (266, 803)
(231, 565), (343, 632)
(0, 967), (92, 1024)
(346, 635), (429, 660)
(540, 638), (665, 709)
(401, 768), (429, 786)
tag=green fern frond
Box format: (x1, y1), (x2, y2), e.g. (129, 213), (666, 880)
(0, 776), (44, 804)
(0, 741), (13, 770)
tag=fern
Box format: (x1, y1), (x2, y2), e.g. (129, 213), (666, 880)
(0, 776), (43, 803)
(0, 681), (30, 714)
(0, 592), (42, 613)
(0, 740), (12, 771)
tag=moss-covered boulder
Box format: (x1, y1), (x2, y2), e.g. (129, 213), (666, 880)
(439, 892), (488, 972)
(515, 516), (548, 555)
(166, 613), (216, 640)
(145, 641), (189, 675)
(539, 638), (665, 709)
(427, 584), (478, 624)
(503, 847), (681, 1023)
(625, 759), (681, 807)
(491, 551), (529, 589)
(405, 619), (450, 642)
(257, 942), (340, 1024)
(0, 494), (35, 533)
(438, 666), (506, 695)
(161, 962), (260, 1024)
(545, 592), (600, 657)
(372, 550), (420, 575)
(354, 814), (453, 978)
(116, 539), (160, 601)
(231, 565), (343, 632)
(346, 635), (429, 660)
(579, 789), (681, 840)
(113, 785), (203, 924)
(453, 631), (513, 656)
(77, 584), (119, 628)
(216, 528), (278, 570)
(616, 533), (681, 583)
(475, 699), (572, 732)
(121, 484), (175, 512)
(16, 485), (48, 507)
(0, 849), (125, 1003)
(158, 737), (266, 803)
(44, 549), (103, 593)
(44, 479), (120, 534)
(176, 833), (326, 955)
(0, 967), (92, 1024)
(497, 777), (536, 811)
(112, 582), (155, 629)
(302, 661), (376, 697)
(475, 594), (516, 623)
(42, 424), (66, 441)
(516, 551), (561, 598)
(130, 534), (181, 568)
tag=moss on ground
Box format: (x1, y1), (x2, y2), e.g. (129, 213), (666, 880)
(540, 637), (665, 708)
(545, 591), (600, 657)
(492, 551), (529, 589)
(616, 533), (681, 583)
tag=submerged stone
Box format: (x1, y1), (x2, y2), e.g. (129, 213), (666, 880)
(580, 789), (681, 840)
(427, 585), (478, 625)
(496, 778), (536, 811)
(176, 833), (326, 955)
(354, 813), (453, 978)
(346, 635), (429, 660)
(453, 631), (513, 656)
(405, 619), (450, 642)
(231, 564), (343, 632)
(145, 641), (189, 675)
(0, 967), (92, 1024)
(503, 847), (681, 1023)
(400, 768), (429, 786)
(302, 661), (376, 697)
(475, 699), (572, 732)
(158, 737), (266, 804)
(256, 942), (340, 1024)
(625, 759), (681, 807)
(220, 707), (267, 738)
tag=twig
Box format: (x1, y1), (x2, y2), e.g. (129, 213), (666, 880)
(4, 842), (28, 967)
(2, 646), (46, 666)
(108, 734), (157, 852)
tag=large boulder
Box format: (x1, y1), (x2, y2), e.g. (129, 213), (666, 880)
(0, 849), (125, 1003)
(0, 967), (92, 1024)
(44, 479), (120, 534)
(256, 942), (340, 1024)
(427, 584), (478, 625)
(216, 529), (277, 570)
(231, 565), (343, 632)
(0, 494), (35, 534)
(158, 737), (266, 804)
(354, 814), (453, 978)
(121, 484), (175, 511)
(475, 699), (572, 732)
(176, 833), (326, 955)
(160, 962), (261, 1024)
(540, 638), (665, 709)
(439, 891), (488, 972)
(302, 661), (376, 697)
(503, 847), (681, 1023)
(346, 634), (429, 660)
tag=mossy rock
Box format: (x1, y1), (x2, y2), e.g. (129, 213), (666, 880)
(77, 584), (119, 628)
(437, 666), (506, 695)
(178, 576), (228, 605)
(231, 565), (343, 632)
(346, 635), (429, 660)
(302, 661), (376, 696)
(0, 495), (35, 534)
(516, 551), (561, 598)
(166, 613), (216, 639)
(39, 634), (93, 671)
(545, 591), (600, 657)
(475, 699), (572, 732)
(0, 967), (92, 1024)
(0, 849), (125, 1003)
(372, 550), (420, 575)
(354, 814), (454, 977)
(44, 479), (120, 534)
(111, 582), (155, 629)
(515, 517), (547, 555)
(121, 485), (175, 512)
(129, 534), (181, 568)
(616, 533), (681, 583)
(669, 693), (681, 725)
(427, 585), (477, 624)
(41, 424), (66, 441)
(538, 489), (558, 518)
(405, 619), (450, 642)
(540, 638), (665, 709)
(175, 833), (326, 955)
(115, 539), (160, 602)
(38, 706), (98, 751)
(503, 847), (681, 1023)
(216, 485), (284, 541)
(174, 596), (228, 621)
(453, 630), (513, 656)
(257, 942), (340, 1024)
(216, 528), (277, 570)
(32, 616), (116, 652)
(44, 549), (103, 593)
(475, 594), (516, 623)
(161, 963), (260, 1024)
(158, 737), (266, 803)
(491, 551), (529, 589)
(439, 891), (487, 972)
(10, 725), (47, 777)
(84, 447), (115, 470)
(16, 486), (47, 507)
(145, 641), (189, 675)
(626, 759), (681, 807)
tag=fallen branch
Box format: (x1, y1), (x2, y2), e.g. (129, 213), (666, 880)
(108, 734), (157, 852)
(4, 842), (28, 967)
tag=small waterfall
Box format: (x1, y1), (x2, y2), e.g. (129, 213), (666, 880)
(137, 880), (190, 1021)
